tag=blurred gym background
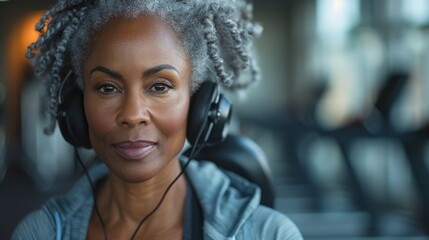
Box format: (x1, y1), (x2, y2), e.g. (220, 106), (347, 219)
(1, 0), (429, 239)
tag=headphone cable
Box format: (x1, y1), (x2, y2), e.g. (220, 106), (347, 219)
(75, 117), (208, 240)
(74, 148), (109, 240)
(129, 119), (207, 239)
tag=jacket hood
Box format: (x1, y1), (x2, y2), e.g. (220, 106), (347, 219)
(184, 158), (261, 238)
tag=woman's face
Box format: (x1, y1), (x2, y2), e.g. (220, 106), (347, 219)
(82, 15), (191, 183)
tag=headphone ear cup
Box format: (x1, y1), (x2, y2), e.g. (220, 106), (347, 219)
(187, 81), (232, 147)
(207, 93), (232, 144)
(57, 81), (91, 148)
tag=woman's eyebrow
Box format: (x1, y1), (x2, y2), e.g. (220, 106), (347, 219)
(89, 64), (179, 79)
(143, 64), (179, 77)
(90, 66), (124, 80)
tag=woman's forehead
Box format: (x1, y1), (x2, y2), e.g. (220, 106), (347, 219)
(87, 15), (188, 63)
(82, 14), (192, 85)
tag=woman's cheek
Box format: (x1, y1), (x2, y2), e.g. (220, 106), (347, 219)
(156, 98), (189, 137)
(84, 97), (115, 141)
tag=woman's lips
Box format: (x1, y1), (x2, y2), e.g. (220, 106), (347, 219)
(112, 141), (156, 160)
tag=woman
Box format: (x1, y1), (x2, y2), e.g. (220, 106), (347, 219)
(13, 0), (302, 239)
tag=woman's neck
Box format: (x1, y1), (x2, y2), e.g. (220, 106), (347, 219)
(95, 158), (187, 238)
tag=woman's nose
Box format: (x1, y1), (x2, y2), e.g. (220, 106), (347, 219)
(116, 93), (149, 127)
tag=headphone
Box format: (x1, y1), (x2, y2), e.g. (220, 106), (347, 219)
(57, 71), (232, 149)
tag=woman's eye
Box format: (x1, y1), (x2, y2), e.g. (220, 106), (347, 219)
(96, 84), (120, 94)
(149, 83), (172, 94)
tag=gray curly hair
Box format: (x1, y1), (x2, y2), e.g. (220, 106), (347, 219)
(26, 0), (262, 134)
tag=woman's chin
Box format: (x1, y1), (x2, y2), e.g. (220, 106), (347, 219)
(105, 154), (179, 184)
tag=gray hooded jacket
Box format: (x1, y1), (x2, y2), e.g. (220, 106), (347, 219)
(12, 159), (302, 239)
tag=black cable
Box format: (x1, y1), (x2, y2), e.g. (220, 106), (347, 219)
(129, 145), (203, 239)
(129, 119), (208, 239)
(74, 148), (109, 240)
(76, 117), (209, 240)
